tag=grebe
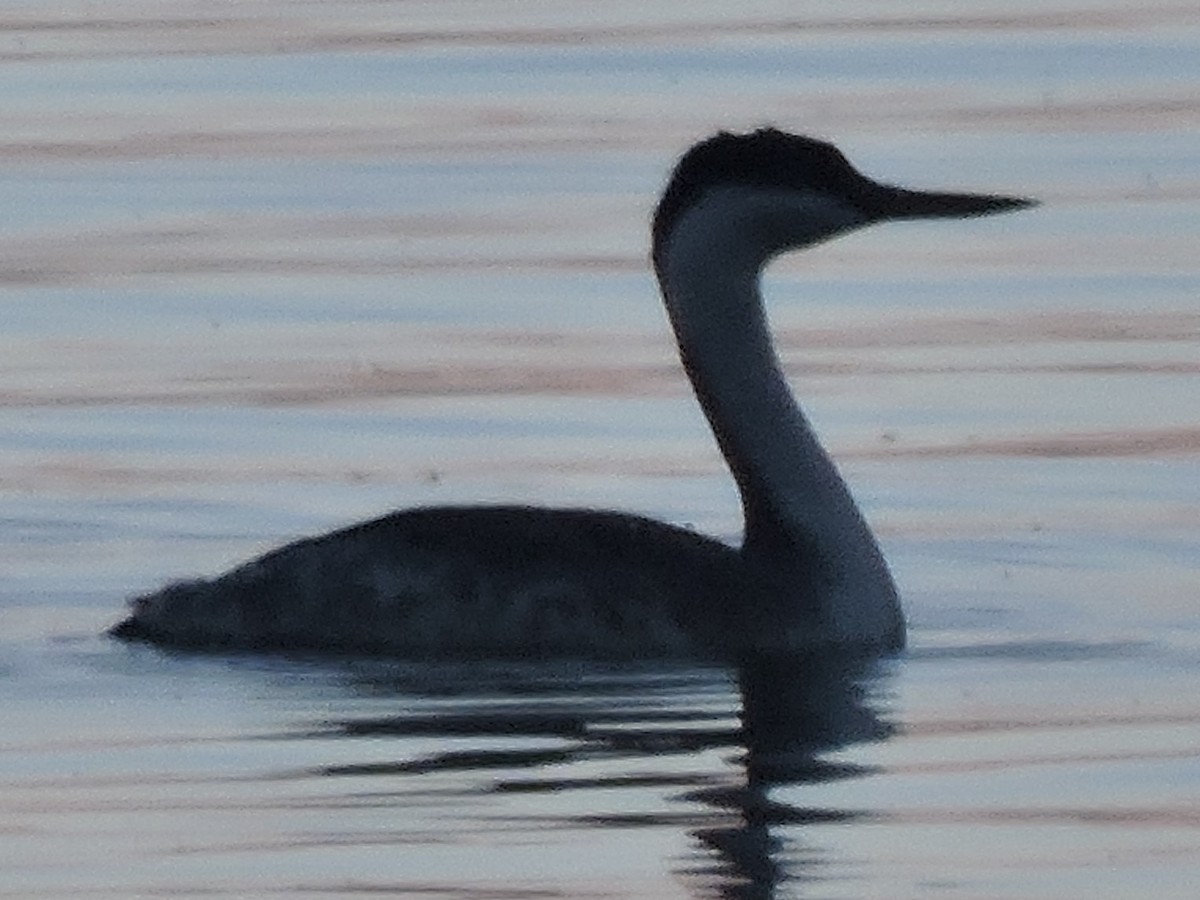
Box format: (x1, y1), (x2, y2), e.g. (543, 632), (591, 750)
(110, 129), (1033, 658)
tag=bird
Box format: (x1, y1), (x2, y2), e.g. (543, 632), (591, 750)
(110, 128), (1033, 660)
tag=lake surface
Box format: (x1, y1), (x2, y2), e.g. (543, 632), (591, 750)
(1, 2), (1198, 897)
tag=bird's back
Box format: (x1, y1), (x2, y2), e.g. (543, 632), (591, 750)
(112, 505), (756, 658)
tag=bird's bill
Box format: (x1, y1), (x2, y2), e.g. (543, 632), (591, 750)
(864, 183), (1037, 220)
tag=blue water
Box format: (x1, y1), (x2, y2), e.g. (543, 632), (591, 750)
(1, 2), (1198, 897)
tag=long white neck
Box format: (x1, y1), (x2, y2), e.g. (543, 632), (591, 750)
(654, 188), (903, 648)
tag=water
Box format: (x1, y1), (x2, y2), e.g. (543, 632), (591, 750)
(1, 2), (1198, 897)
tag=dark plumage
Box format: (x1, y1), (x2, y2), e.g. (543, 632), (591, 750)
(112, 128), (1034, 659)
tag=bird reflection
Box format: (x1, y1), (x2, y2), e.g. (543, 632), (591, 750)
(289, 654), (894, 899)
(690, 653), (894, 899)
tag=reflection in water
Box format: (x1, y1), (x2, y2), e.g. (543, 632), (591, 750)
(699, 654), (894, 899)
(285, 656), (894, 899)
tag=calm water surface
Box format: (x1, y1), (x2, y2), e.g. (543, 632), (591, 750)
(1, 2), (1198, 897)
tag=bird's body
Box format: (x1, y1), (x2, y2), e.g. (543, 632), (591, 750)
(112, 129), (1032, 659)
(114, 506), (748, 657)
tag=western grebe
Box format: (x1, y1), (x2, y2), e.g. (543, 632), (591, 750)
(110, 129), (1033, 658)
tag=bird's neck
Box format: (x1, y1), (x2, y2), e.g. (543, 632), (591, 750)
(654, 205), (902, 647)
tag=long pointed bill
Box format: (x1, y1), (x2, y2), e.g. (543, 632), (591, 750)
(861, 183), (1037, 221)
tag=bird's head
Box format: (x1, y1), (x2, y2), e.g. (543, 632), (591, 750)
(652, 128), (1034, 272)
